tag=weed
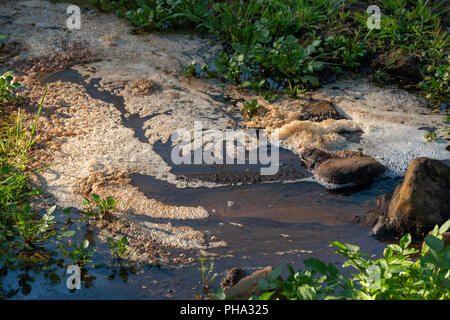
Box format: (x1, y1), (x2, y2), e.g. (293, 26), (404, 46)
(243, 99), (260, 119)
(184, 60), (199, 78)
(13, 205), (58, 251)
(0, 71), (22, 107)
(198, 252), (218, 297)
(107, 236), (129, 261)
(424, 131), (437, 142)
(81, 193), (117, 221)
(59, 239), (95, 268)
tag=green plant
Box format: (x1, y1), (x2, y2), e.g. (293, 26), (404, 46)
(424, 131), (437, 142)
(0, 71), (22, 107)
(81, 193), (117, 221)
(198, 252), (218, 296)
(243, 99), (260, 118)
(13, 205), (57, 250)
(324, 35), (366, 69)
(93, 193), (117, 217)
(1, 86), (46, 168)
(59, 239), (95, 267)
(184, 60), (199, 78)
(107, 236), (129, 261)
(253, 219), (450, 300)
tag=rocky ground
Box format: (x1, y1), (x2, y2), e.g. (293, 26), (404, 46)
(1, 0), (449, 295)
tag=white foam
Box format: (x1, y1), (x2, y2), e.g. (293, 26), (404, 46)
(355, 121), (449, 177)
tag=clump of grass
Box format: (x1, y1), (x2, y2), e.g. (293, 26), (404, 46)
(89, 0), (449, 103)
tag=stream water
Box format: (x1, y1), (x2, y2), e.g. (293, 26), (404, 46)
(3, 69), (403, 299)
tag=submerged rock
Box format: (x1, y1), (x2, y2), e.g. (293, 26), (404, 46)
(220, 268), (245, 291)
(224, 266), (275, 300)
(370, 157), (450, 239)
(301, 148), (386, 187)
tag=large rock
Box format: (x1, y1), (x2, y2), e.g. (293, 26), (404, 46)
(223, 266), (274, 300)
(316, 157), (386, 186)
(371, 157), (450, 239)
(389, 56), (421, 81)
(301, 148), (386, 187)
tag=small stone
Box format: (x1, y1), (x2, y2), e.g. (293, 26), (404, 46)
(227, 201), (234, 207)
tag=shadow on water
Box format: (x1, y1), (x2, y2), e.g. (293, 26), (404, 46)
(131, 173), (400, 224)
(153, 139), (312, 185)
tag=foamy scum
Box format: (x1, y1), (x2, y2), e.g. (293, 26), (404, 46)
(357, 121), (449, 178)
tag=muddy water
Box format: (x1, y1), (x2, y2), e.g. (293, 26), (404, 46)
(26, 69), (402, 299)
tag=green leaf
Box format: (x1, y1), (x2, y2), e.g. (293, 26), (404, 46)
(258, 278), (269, 290)
(304, 258), (327, 274)
(297, 285), (316, 300)
(345, 243), (360, 253)
(61, 230), (76, 237)
(331, 241), (347, 251)
(268, 266), (283, 282)
(327, 263), (339, 278)
(302, 75), (319, 86)
(430, 225), (439, 237)
(424, 234), (444, 251)
(214, 289), (226, 300)
(62, 207), (71, 214)
(46, 205), (56, 215)
(389, 244), (402, 254)
(383, 247), (393, 259)
(259, 291), (275, 300)
(81, 239), (89, 249)
(439, 219), (450, 234)
(399, 234), (411, 250)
